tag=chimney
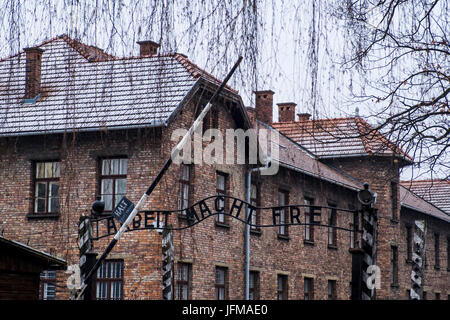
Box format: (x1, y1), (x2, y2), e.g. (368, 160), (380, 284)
(24, 47), (44, 100)
(277, 102), (296, 122)
(297, 113), (311, 121)
(246, 107), (256, 128)
(254, 90), (275, 125)
(137, 40), (160, 56)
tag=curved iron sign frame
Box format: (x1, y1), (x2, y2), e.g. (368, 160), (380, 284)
(90, 195), (360, 240)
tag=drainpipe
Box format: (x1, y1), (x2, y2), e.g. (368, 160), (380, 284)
(245, 170), (251, 300)
(245, 159), (271, 300)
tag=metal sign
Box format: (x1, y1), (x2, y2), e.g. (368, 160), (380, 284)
(112, 197), (135, 224)
(410, 220), (426, 300)
(89, 195), (358, 240)
(162, 228), (174, 300)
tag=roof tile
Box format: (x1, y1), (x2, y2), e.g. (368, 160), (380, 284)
(272, 117), (413, 161)
(0, 35), (209, 136)
(401, 179), (450, 215)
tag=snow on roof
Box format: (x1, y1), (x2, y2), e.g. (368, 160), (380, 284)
(0, 35), (227, 136)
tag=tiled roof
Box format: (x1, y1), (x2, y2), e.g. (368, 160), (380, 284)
(401, 179), (450, 215)
(272, 117), (413, 162)
(0, 35), (238, 137)
(399, 185), (450, 223)
(257, 121), (362, 191)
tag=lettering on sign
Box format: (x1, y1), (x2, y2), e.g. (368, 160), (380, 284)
(112, 197), (135, 224)
(89, 195), (358, 240)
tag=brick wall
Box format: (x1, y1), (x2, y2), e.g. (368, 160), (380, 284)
(321, 156), (449, 299)
(1, 101), (448, 300)
(400, 208), (450, 300)
(248, 168), (358, 299)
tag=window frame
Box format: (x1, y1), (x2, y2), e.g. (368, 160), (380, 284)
(98, 157), (128, 214)
(32, 160), (61, 216)
(94, 259), (124, 300)
(327, 202), (338, 248)
(349, 205), (358, 249)
(277, 189), (289, 238)
(215, 172), (229, 225)
(249, 183), (260, 232)
(178, 164), (192, 212)
(176, 262), (191, 300)
(304, 277), (314, 300)
(447, 237), (450, 271)
(277, 274), (288, 300)
(434, 233), (440, 269)
(215, 266), (228, 300)
(390, 181), (399, 221)
(39, 270), (57, 300)
(390, 245), (399, 287)
(304, 197), (315, 243)
(327, 280), (337, 300)
(406, 224), (413, 262)
(249, 271), (260, 300)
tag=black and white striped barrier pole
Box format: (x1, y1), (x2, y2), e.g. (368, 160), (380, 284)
(162, 228), (174, 299)
(78, 216), (96, 300)
(74, 56), (243, 300)
(410, 220), (426, 300)
(361, 206), (377, 300)
(351, 183), (377, 300)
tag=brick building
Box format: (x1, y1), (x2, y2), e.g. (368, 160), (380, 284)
(0, 35), (448, 300)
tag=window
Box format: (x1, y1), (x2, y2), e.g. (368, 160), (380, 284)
(277, 275), (288, 300)
(435, 292), (441, 300)
(406, 225), (413, 262)
(434, 233), (440, 269)
(202, 108), (218, 134)
(390, 246), (398, 286)
(447, 237), (450, 271)
(349, 206), (357, 249)
(100, 158), (127, 213)
(249, 271), (259, 300)
(95, 260), (124, 300)
(278, 190), (289, 237)
(250, 183), (260, 231)
(178, 164), (191, 211)
(390, 181), (398, 220)
(215, 267), (228, 300)
(328, 203), (337, 247)
(216, 172), (228, 224)
(39, 270), (56, 300)
(304, 277), (314, 300)
(33, 161), (60, 214)
(328, 280), (337, 300)
(304, 197), (314, 242)
(423, 291), (427, 300)
(176, 263), (191, 300)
